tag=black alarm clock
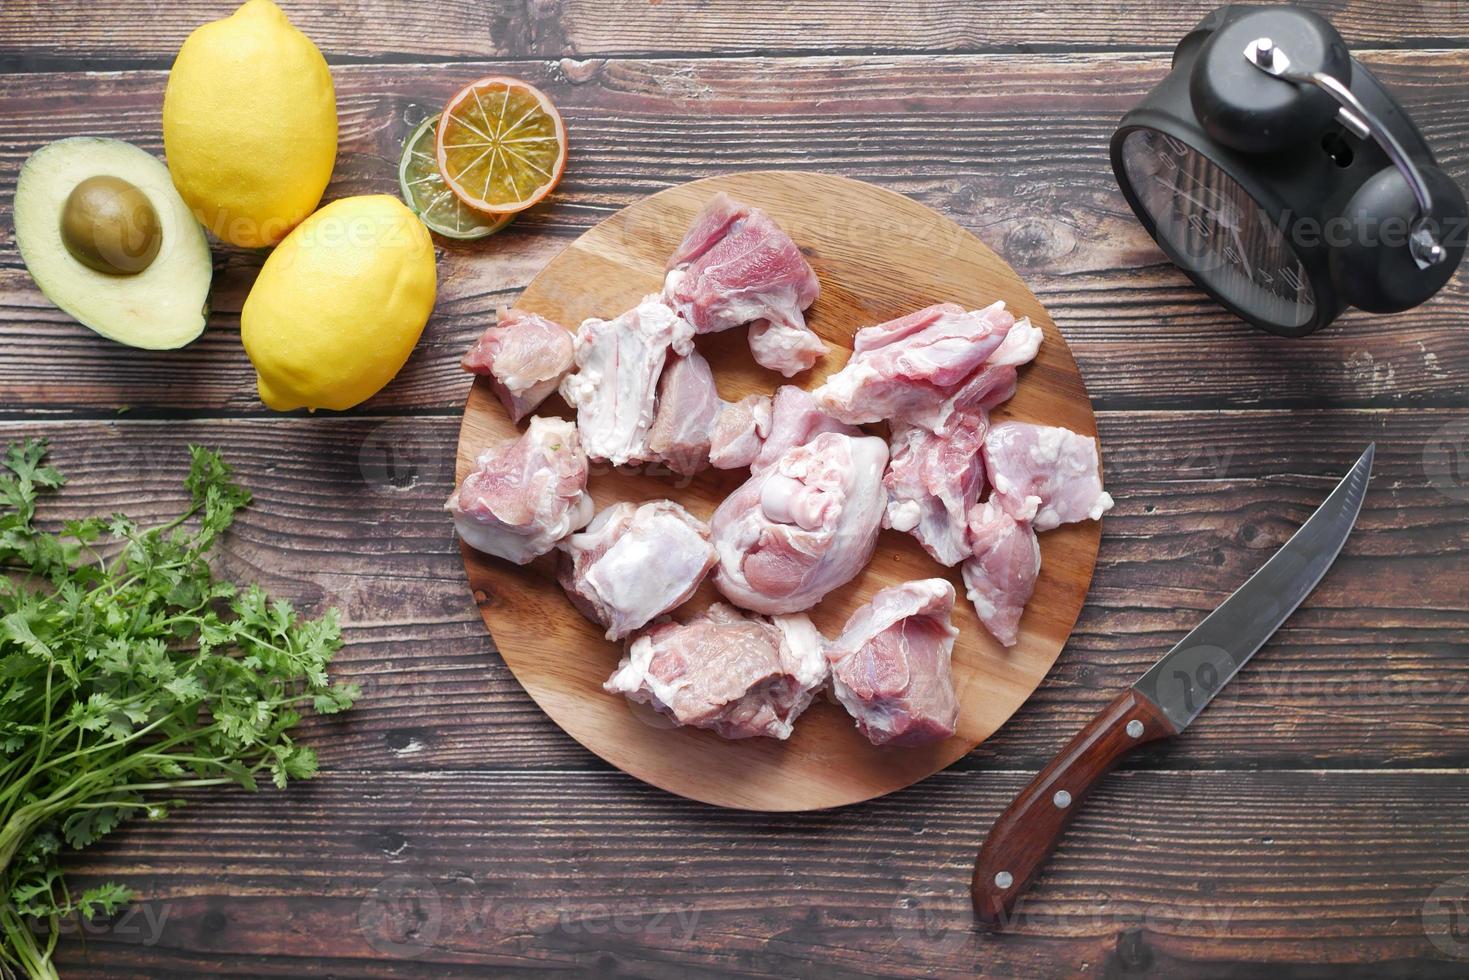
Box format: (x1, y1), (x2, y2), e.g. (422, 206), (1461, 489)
(1111, 3), (1466, 336)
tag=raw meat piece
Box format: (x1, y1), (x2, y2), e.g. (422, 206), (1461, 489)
(751, 385), (860, 475)
(812, 302), (1014, 426)
(709, 393), (773, 470)
(663, 193), (825, 376)
(826, 578), (961, 746)
(982, 421), (1114, 531)
(881, 354), (1022, 567)
(646, 350), (721, 477)
(710, 430), (889, 615)
(446, 416), (593, 564)
(882, 358), (1021, 563)
(604, 604), (827, 740)
(989, 315), (1043, 368)
(917, 362), (1017, 437)
(883, 411), (988, 566)
(557, 499), (717, 640)
(460, 309), (575, 423)
(559, 295), (695, 466)
(962, 501), (1040, 647)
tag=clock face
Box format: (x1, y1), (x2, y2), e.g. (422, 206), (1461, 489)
(1119, 128), (1316, 330)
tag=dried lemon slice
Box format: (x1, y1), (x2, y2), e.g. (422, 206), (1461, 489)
(435, 76), (567, 215)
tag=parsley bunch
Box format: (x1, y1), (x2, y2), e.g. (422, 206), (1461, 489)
(0, 440), (357, 978)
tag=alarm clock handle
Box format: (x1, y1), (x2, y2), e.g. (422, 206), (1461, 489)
(1243, 36), (1448, 269)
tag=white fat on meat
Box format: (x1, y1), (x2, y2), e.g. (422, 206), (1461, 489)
(604, 604), (828, 740)
(883, 410), (989, 566)
(559, 295), (695, 467)
(961, 501), (1040, 647)
(663, 193), (825, 376)
(460, 309), (575, 423)
(988, 316), (1043, 368)
(812, 302), (1014, 426)
(710, 430), (888, 615)
(446, 416), (594, 564)
(646, 349), (722, 477)
(708, 393), (773, 470)
(557, 499), (717, 640)
(826, 578), (961, 747)
(982, 421), (1114, 531)
(747, 318), (828, 379)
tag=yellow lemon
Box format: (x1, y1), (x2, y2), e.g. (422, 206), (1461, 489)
(163, 0), (336, 247)
(241, 195), (436, 411)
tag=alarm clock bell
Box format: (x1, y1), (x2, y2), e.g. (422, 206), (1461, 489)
(1110, 3), (1465, 336)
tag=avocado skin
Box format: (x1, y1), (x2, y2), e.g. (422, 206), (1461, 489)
(14, 138), (213, 350)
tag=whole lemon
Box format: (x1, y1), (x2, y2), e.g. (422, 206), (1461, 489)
(163, 0), (336, 248)
(241, 195), (436, 411)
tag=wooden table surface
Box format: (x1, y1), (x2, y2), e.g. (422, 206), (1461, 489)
(2, 2), (1467, 976)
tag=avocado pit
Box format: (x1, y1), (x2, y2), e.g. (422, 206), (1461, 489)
(60, 175), (162, 275)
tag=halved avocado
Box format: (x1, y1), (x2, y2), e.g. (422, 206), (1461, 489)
(14, 138), (212, 350)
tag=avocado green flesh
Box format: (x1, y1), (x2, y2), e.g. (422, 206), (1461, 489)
(14, 138), (211, 350)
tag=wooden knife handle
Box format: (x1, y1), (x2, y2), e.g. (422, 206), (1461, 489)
(971, 689), (1178, 925)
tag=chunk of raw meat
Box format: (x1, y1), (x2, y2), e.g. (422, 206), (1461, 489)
(883, 410), (989, 566)
(559, 295), (695, 466)
(557, 499), (717, 640)
(982, 421), (1114, 531)
(446, 416), (594, 564)
(710, 430), (889, 615)
(826, 578), (961, 746)
(812, 302), (1014, 426)
(460, 309), (575, 423)
(962, 501), (1040, 647)
(751, 385), (860, 475)
(917, 362), (1017, 437)
(646, 350), (721, 477)
(604, 604), (827, 740)
(709, 393), (773, 470)
(989, 315), (1043, 368)
(663, 193), (825, 376)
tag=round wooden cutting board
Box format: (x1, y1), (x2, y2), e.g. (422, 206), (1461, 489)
(456, 171), (1102, 811)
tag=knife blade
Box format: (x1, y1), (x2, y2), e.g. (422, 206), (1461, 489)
(971, 444), (1374, 925)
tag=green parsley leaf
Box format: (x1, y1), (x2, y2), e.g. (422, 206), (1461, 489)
(0, 442), (354, 977)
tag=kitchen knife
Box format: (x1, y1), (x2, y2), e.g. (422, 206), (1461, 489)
(971, 444), (1374, 925)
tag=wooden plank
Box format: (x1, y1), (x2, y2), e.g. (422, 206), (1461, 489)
(1, 0), (1464, 67)
(2, 52), (1468, 412)
(0, 407), (1462, 775)
(49, 768), (1469, 976)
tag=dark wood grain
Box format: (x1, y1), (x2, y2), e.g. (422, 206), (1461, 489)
(44, 768), (1469, 977)
(2, 53), (1469, 413)
(1, 2), (1465, 974)
(0, 0), (1465, 67)
(0, 409), (1461, 778)
(972, 690), (1177, 923)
